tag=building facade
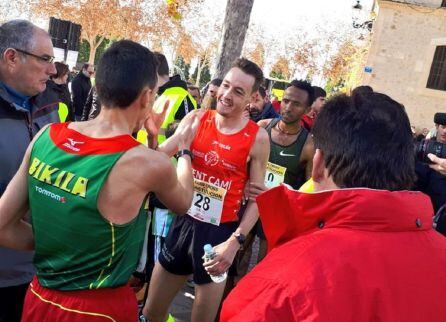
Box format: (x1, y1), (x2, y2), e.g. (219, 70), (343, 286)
(362, 0), (446, 127)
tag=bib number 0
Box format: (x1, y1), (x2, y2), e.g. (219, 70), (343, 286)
(265, 162), (287, 188)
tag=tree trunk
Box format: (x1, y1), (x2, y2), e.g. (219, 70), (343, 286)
(195, 58), (203, 86)
(87, 36), (105, 64)
(213, 0), (255, 79)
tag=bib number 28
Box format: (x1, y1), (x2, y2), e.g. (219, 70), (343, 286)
(194, 194), (211, 211)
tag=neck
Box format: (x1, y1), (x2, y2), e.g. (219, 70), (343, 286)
(159, 75), (169, 87)
(277, 119), (301, 135)
(0, 74), (28, 97)
(215, 111), (247, 134)
(86, 106), (139, 137)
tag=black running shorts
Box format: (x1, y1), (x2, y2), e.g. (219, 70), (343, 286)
(158, 214), (238, 284)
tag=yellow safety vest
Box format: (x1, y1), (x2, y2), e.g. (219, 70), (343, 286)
(298, 178), (315, 193)
(58, 102), (69, 122)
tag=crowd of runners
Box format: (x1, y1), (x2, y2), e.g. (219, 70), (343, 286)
(1, 19), (446, 322)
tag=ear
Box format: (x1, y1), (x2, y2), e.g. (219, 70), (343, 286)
(139, 87), (154, 110)
(311, 148), (326, 184)
(3, 48), (20, 68)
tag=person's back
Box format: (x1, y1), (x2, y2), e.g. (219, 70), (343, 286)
(221, 92), (446, 322)
(223, 186), (446, 321)
(0, 40), (199, 322)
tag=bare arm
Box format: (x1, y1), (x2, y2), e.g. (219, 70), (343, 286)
(302, 135), (315, 180)
(234, 128), (270, 237)
(204, 128), (270, 275)
(156, 109), (204, 157)
(0, 142), (35, 250)
(151, 152), (194, 215)
(150, 112), (202, 214)
(0, 125), (51, 250)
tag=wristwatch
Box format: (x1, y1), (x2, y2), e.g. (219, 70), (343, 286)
(175, 149), (193, 161)
(233, 232), (246, 248)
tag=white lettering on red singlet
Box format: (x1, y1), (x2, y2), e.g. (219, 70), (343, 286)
(192, 169), (232, 190)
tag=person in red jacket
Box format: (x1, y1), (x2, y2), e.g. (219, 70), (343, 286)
(221, 92), (446, 322)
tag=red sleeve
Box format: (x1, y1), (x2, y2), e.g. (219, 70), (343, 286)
(220, 276), (295, 322)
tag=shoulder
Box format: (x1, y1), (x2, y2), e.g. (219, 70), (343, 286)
(255, 126), (269, 144)
(125, 145), (171, 172)
(258, 118), (273, 128)
(250, 127), (269, 158)
(116, 145), (175, 188)
(302, 131), (315, 152)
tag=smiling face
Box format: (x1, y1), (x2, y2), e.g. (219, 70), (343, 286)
(5, 28), (56, 96)
(216, 67), (255, 118)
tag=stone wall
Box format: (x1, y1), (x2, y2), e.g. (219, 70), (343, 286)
(362, 0), (446, 128)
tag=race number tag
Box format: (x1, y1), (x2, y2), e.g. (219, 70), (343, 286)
(265, 162), (287, 188)
(188, 179), (227, 226)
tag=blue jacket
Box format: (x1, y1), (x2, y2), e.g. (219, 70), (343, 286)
(252, 102), (280, 123)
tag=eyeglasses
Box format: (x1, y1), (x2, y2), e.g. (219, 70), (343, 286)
(13, 48), (55, 64)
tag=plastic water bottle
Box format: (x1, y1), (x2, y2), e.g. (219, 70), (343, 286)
(203, 244), (227, 283)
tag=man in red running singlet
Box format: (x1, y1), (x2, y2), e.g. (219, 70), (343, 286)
(142, 58), (270, 322)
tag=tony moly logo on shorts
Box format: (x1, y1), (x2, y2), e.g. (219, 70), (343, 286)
(35, 185), (66, 203)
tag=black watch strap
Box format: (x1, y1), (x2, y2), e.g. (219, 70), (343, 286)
(233, 232), (246, 246)
(175, 149), (193, 161)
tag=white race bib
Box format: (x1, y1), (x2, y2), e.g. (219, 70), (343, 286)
(188, 178), (227, 226)
(264, 162), (287, 188)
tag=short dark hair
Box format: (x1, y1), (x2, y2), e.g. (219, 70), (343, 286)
(188, 84), (199, 92)
(287, 80), (314, 106)
(312, 86), (326, 99)
(351, 85), (373, 98)
(210, 78), (222, 87)
(312, 92), (415, 191)
(154, 52), (169, 77)
(81, 63), (91, 71)
(95, 40), (158, 109)
(53, 62), (69, 79)
(258, 86), (266, 98)
(231, 58), (263, 93)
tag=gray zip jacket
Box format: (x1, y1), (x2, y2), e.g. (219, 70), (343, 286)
(0, 85), (59, 287)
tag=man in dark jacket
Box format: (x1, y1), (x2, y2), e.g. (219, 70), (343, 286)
(152, 52), (197, 143)
(71, 62), (94, 120)
(246, 86), (279, 122)
(415, 112), (446, 213)
(0, 19), (59, 322)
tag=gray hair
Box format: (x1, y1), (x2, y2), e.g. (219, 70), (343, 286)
(0, 20), (36, 58)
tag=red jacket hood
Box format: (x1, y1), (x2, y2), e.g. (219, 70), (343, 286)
(257, 185), (433, 251)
